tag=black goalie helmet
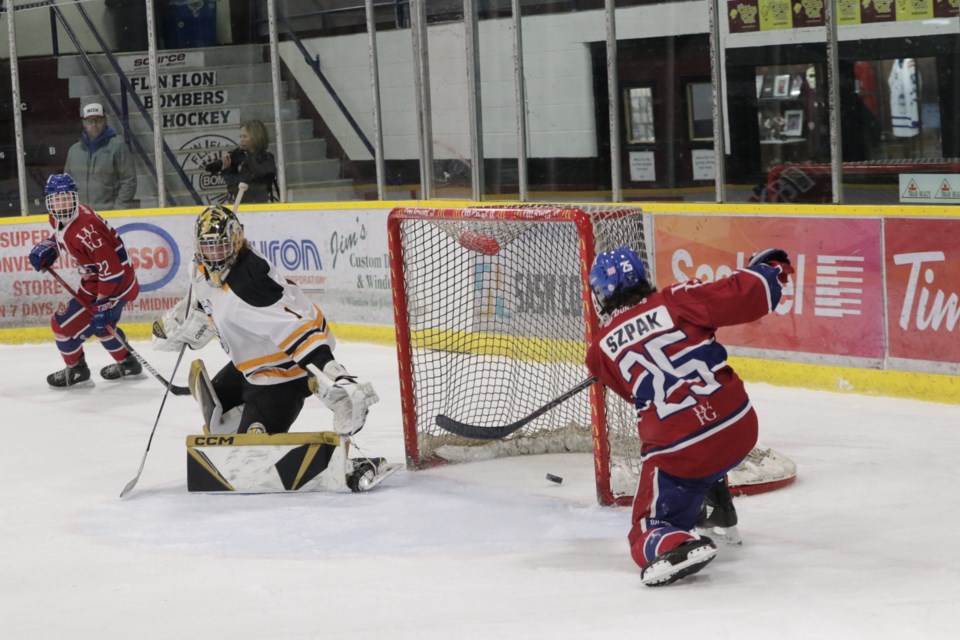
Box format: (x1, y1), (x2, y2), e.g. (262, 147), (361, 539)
(195, 205), (243, 287)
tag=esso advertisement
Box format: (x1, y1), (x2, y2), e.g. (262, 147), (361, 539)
(654, 215), (885, 359)
(885, 218), (960, 364)
(115, 222), (180, 292)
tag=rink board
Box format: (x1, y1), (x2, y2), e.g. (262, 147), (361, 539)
(186, 432), (349, 493)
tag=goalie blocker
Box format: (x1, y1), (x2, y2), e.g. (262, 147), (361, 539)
(185, 359), (400, 493)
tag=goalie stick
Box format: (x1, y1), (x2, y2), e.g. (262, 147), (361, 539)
(435, 376), (598, 440)
(120, 182), (249, 497)
(45, 267), (191, 396)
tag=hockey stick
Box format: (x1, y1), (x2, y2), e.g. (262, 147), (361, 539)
(45, 267), (191, 396)
(119, 341), (187, 498)
(434, 376), (599, 440)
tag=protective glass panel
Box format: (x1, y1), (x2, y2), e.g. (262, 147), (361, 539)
(153, 0), (277, 208)
(838, 20), (960, 205)
(275, 1), (380, 203)
(7, 0), (159, 214)
(0, 29), (16, 216)
(476, 6), (521, 200)
(423, 4), (474, 200)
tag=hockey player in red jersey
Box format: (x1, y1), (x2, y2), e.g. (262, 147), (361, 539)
(585, 246), (793, 586)
(28, 173), (142, 389)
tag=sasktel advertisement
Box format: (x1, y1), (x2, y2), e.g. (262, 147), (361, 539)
(653, 214), (959, 373)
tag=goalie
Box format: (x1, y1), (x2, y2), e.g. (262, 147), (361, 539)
(153, 205), (378, 437)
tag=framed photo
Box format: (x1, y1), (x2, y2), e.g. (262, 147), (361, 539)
(773, 74), (791, 98)
(783, 109), (804, 136)
(760, 75), (775, 98)
(686, 81), (714, 141)
(789, 73), (804, 96)
(756, 75), (765, 98)
(624, 86), (656, 143)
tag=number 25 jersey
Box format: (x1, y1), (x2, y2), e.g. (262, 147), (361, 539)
(585, 267), (785, 466)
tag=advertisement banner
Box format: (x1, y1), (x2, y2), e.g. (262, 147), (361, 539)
(732, 0), (956, 30)
(0, 218), (193, 328)
(885, 218), (960, 364)
(242, 209), (393, 327)
(654, 215), (884, 358)
(0, 208), (394, 330)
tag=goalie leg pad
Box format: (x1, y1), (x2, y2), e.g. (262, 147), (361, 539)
(728, 445), (797, 496)
(185, 432), (400, 493)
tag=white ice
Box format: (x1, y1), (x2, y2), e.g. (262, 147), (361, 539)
(1, 340), (958, 639)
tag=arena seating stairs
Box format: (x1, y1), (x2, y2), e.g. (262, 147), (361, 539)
(57, 44), (354, 207)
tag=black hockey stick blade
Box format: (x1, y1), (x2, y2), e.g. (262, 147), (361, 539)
(434, 377), (598, 440)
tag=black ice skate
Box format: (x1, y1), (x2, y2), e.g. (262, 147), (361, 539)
(696, 475), (742, 545)
(348, 457), (402, 492)
(47, 355), (93, 389)
(641, 537), (718, 587)
(100, 354), (144, 381)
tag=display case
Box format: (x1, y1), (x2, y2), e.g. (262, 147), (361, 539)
(756, 64), (824, 168)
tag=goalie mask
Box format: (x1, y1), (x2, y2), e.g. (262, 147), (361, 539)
(45, 173), (80, 224)
(195, 205), (243, 287)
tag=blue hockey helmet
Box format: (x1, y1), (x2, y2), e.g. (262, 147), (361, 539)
(589, 246), (647, 303)
(44, 173), (79, 223)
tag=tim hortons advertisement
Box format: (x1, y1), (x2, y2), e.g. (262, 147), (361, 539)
(653, 215), (885, 360)
(884, 218), (960, 366)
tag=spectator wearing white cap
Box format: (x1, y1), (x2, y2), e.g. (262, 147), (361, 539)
(63, 102), (137, 211)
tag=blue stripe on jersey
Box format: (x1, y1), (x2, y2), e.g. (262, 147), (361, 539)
(640, 399), (752, 461)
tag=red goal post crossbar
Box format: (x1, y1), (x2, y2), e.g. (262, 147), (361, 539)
(387, 205), (639, 506)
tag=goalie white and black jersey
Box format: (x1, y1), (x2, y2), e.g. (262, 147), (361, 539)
(192, 244), (334, 385)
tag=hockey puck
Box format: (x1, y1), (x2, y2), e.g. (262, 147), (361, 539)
(546, 473), (563, 484)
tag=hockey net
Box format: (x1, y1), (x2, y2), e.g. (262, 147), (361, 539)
(388, 204), (650, 505)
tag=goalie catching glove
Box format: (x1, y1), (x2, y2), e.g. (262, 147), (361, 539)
(307, 361), (379, 436)
(152, 295), (215, 352)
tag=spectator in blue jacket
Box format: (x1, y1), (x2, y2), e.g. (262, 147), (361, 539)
(64, 103), (137, 211)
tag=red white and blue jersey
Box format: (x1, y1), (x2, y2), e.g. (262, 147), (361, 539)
(50, 204), (139, 305)
(586, 266), (783, 475)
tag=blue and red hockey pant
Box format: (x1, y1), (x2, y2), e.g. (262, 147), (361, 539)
(51, 298), (130, 366)
(627, 407), (758, 569)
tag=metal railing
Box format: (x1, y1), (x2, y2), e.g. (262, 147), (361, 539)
(275, 5), (377, 158)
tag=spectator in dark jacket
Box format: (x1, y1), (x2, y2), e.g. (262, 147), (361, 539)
(205, 119), (278, 204)
(63, 103), (137, 211)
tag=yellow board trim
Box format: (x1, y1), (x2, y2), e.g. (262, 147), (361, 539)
(4, 321), (956, 406)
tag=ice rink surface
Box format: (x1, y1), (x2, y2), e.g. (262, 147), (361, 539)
(1, 339), (958, 639)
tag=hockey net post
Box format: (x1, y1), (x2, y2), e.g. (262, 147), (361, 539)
(388, 204), (650, 506)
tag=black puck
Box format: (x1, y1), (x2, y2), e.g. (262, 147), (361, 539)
(546, 473), (563, 484)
